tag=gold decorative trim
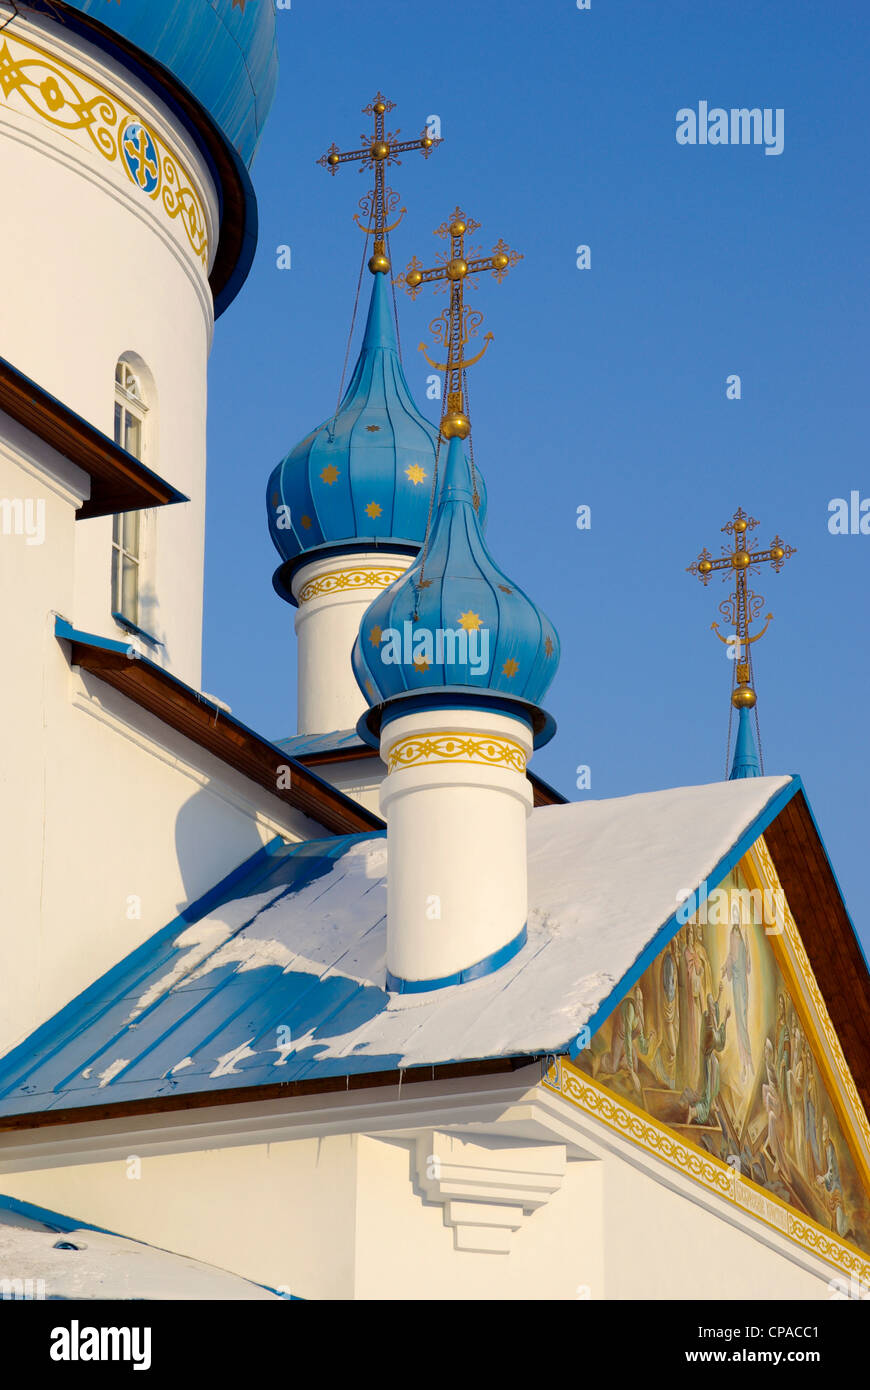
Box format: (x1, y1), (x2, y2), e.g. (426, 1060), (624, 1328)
(386, 732), (527, 775)
(747, 835), (870, 1178)
(0, 33), (208, 266)
(297, 566), (405, 604)
(542, 1057), (870, 1285)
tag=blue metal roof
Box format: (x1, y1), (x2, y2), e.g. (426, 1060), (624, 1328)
(0, 834), (396, 1117)
(60, 0), (278, 166)
(275, 729), (363, 758)
(0, 779), (801, 1120)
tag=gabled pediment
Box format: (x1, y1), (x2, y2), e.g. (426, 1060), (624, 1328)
(558, 814), (870, 1282)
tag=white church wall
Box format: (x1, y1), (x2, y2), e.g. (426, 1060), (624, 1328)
(0, 1135), (360, 1301)
(0, 1091), (849, 1300)
(0, 421), (317, 1053)
(0, 11), (218, 687)
(0, 436), (85, 1057)
(351, 1134), (604, 1300)
(600, 1142), (833, 1300)
(0, 14), (323, 1059)
(16, 661), (315, 1054)
(0, 1130), (604, 1301)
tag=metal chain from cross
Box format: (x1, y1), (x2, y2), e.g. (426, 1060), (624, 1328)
(317, 92), (441, 275)
(687, 506), (795, 708)
(395, 207), (522, 441)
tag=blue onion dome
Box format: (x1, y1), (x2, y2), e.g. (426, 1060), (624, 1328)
(352, 435), (560, 748)
(61, 1), (277, 167)
(57, 1), (277, 314)
(268, 272), (487, 603)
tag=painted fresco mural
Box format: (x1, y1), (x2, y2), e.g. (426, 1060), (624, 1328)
(578, 863), (870, 1255)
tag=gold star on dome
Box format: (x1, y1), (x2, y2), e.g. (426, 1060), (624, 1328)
(300, 515), (312, 529)
(458, 611), (482, 630)
(320, 464), (340, 486)
(365, 679), (374, 699)
(369, 625), (382, 647)
(497, 584), (512, 594)
(232, 0), (248, 11)
(365, 502), (382, 519)
(502, 659), (519, 678)
(544, 636), (554, 657)
(366, 424), (381, 433)
(405, 464), (428, 485)
(413, 657), (430, 673)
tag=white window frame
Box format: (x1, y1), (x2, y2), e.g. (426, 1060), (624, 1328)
(111, 362), (151, 634)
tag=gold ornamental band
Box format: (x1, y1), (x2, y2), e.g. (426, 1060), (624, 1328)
(0, 32), (208, 264)
(297, 566), (406, 604)
(386, 732), (528, 775)
(749, 836), (870, 1160)
(542, 1043), (870, 1285)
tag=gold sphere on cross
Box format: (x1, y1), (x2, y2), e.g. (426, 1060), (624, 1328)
(734, 518), (748, 533)
(405, 269), (423, 288)
(732, 684), (757, 709)
(370, 141), (390, 160)
(732, 550), (751, 569)
(698, 559), (713, 575)
(771, 545), (784, 561)
(446, 258), (468, 280)
(373, 101), (386, 114)
(493, 252), (510, 270)
(421, 136), (434, 149)
(327, 153), (340, 166)
(369, 253), (390, 274)
(450, 219), (466, 237)
(441, 411), (470, 440)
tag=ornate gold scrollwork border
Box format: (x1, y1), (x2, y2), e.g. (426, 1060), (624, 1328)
(0, 32), (208, 266)
(746, 835), (870, 1172)
(297, 567), (406, 604)
(542, 1058), (870, 1284)
(386, 732), (528, 775)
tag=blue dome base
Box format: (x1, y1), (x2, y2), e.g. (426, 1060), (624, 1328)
(271, 540), (421, 607)
(356, 688), (557, 752)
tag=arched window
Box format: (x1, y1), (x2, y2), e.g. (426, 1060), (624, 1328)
(111, 359), (149, 629)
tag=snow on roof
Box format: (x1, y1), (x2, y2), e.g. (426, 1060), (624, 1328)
(0, 1197), (280, 1300)
(0, 777), (795, 1116)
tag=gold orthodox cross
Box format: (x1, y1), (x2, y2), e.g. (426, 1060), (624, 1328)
(318, 92), (441, 275)
(687, 506), (795, 707)
(395, 207), (522, 440)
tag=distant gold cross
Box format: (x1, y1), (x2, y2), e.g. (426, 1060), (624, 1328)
(687, 506), (795, 706)
(318, 92), (441, 275)
(395, 207), (521, 440)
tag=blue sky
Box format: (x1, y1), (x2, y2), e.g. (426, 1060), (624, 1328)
(204, 0), (869, 951)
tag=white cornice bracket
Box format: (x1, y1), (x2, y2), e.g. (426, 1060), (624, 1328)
(413, 1129), (566, 1253)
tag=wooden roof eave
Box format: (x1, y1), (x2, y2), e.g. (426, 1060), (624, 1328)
(0, 356), (187, 519)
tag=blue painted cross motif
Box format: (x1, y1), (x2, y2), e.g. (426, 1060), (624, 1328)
(121, 121), (159, 194)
